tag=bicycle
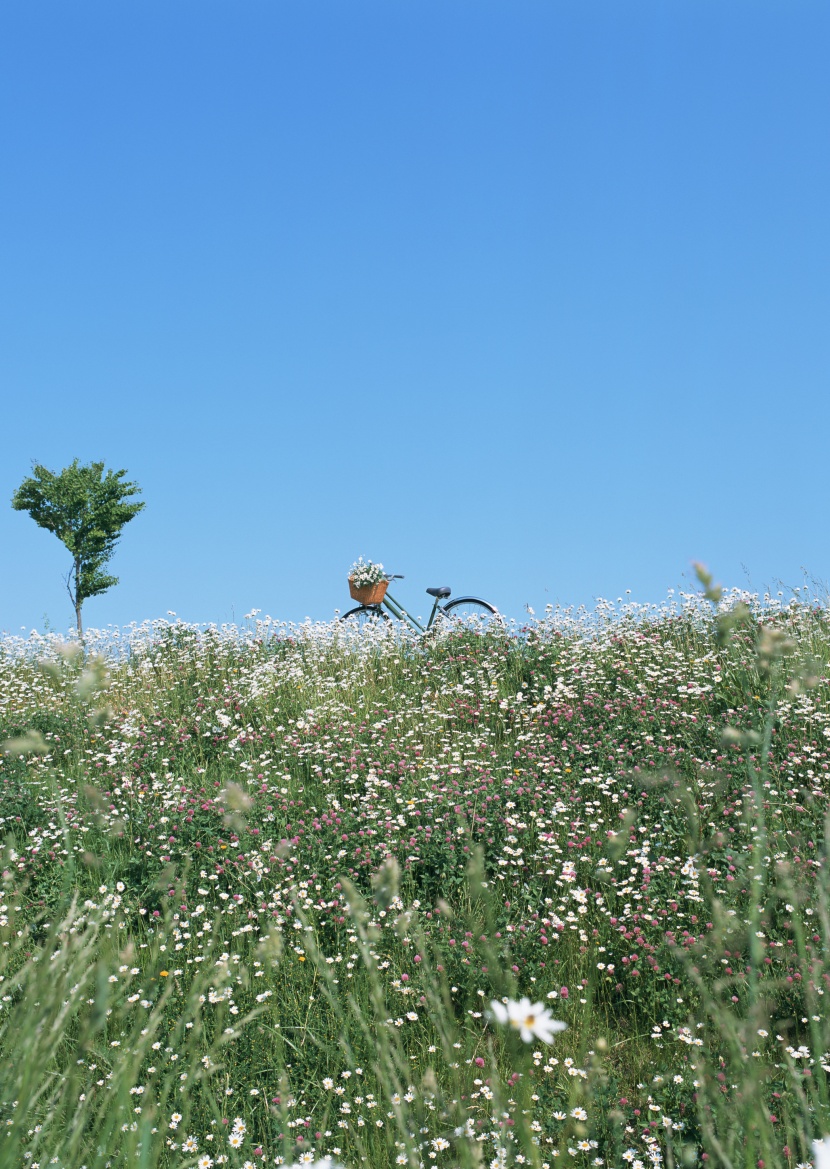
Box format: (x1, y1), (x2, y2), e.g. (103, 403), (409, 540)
(340, 575), (499, 632)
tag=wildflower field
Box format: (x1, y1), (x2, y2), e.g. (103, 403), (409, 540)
(1, 586), (830, 1169)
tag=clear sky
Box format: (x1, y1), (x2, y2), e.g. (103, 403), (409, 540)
(1, 0), (828, 635)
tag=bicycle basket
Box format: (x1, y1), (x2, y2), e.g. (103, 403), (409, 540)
(348, 577), (389, 605)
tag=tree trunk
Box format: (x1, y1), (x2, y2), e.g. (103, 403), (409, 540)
(74, 558), (83, 639)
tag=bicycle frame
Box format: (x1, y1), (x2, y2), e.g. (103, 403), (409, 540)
(374, 588), (445, 633)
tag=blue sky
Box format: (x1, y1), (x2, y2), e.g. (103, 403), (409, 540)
(1, 0), (828, 634)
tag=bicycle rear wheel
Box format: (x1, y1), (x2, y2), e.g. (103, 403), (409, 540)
(439, 596), (500, 631)
(340, 605), (391, 629)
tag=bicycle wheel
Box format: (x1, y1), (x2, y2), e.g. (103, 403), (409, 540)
(439, 596), (500, 631)
(340, 605), (391, 629)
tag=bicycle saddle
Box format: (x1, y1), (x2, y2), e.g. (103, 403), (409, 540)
(426, 586), (451, 598)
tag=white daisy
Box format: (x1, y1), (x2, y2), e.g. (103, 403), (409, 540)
(489, 997), (567, 1044)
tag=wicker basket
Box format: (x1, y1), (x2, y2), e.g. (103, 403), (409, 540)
(348, 577), (389, 605)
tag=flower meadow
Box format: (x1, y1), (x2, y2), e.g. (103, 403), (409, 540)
(1, 584), (830, 1169)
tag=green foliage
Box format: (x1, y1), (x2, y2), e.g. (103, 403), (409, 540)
(1, 588), (830, 1166)
(12, 459), (144, 635)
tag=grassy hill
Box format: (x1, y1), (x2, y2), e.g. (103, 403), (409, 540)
(1, 588), (829, 1169)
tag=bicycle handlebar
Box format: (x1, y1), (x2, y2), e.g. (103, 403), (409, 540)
(386, 574), (404, 581)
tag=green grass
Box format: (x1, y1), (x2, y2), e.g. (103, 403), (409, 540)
(0, 586), (829, 1168)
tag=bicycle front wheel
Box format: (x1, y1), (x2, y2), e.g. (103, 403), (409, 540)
(439, 596), (500, 631)
(340, 605), (391, 630)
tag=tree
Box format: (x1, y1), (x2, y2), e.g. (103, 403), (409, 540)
(12, 460), (145, 637)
